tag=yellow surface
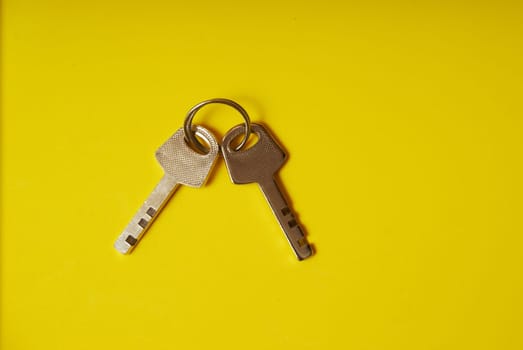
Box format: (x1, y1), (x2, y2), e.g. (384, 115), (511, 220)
(2, 1), (523, 349)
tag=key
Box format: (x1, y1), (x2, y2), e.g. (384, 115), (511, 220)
(221, 123), (313, 260)
(114, 125), (219, 254)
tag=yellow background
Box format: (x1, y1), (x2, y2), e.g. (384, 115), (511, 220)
(2, 1), (523, 349)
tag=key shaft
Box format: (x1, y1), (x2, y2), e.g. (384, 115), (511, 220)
(114, 176), (179, 254)
(259, 177), (312, 260)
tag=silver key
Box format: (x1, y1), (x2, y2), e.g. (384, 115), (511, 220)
(114, 126), (219, 254)
(221, 123), (313, 260)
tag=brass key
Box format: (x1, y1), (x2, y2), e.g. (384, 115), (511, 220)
(221, 123), (313, 260)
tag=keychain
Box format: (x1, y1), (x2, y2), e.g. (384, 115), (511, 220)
(114, 98), (313, 260)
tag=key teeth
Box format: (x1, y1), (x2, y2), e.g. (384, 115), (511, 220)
(296, 244), (313, 261)
(293, 226), (313, 261)
(114, 235), (133, 254)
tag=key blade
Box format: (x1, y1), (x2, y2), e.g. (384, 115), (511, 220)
(114, 176), (179, 254)
(260, 178), (313, 260)
(156, 126), (220, 187)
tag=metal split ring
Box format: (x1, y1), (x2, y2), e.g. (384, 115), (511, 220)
(183, 98), (251, 154)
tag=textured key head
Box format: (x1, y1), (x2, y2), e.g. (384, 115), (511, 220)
(155, 126), (219, 187)
(222, 123), (287, 184)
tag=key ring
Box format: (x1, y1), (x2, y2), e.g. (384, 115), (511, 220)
(184, 98), (251, 153)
